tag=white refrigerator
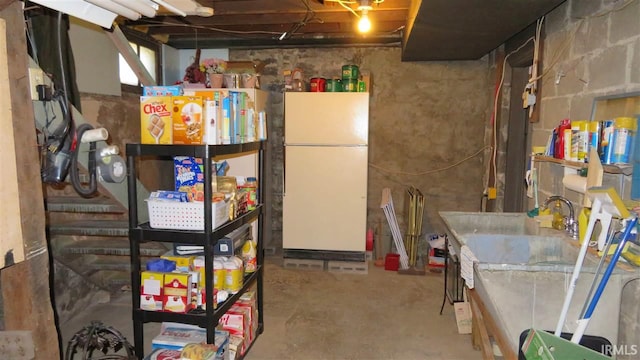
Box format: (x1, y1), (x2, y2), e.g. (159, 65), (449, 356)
(283, 92), (369, 261)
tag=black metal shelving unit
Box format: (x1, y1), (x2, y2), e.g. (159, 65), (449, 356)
(126, 142), (265, 358)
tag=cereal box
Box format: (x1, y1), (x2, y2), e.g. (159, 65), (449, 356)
(143, 85), (182, 96)
(163, 272), (193, 313)
(141, 96), (172, 144)
(140, 271), (164, 311)
(174, 156), (204, 201)
(183, 89), (216, 101)
(172, 96), (203, 144)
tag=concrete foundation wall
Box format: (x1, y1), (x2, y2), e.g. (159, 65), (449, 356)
(533, 0), (640, 352)
(534, 0), (640, 206)
(229, 47), (491, 250)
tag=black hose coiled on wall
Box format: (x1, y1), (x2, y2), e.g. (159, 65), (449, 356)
(70, 123), (97, 198)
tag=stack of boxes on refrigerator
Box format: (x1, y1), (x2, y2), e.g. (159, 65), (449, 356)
(140, 85), (267, 146)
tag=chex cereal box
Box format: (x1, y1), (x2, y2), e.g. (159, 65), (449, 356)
(163, 273), (193, 313)
(172, 96), (203, 144)
(140, 271), (164, 311)
(174, 156), (204, 202)
(141, 96), (172, 144)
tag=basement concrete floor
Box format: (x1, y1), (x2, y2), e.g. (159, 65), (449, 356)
(59, 257), (480, 359)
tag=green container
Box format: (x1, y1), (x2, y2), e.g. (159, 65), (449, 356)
(326, 79), (342, 92)
(342, 65), (359, 80)
(342, 79), (358, 92)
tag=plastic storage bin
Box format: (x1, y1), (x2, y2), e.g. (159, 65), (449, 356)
(147, 199), (230, 230)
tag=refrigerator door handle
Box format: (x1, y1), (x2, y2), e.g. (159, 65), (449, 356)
(283, 144), (286, 196)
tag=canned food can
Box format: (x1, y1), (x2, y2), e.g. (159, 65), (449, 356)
(601, 120), (615, 164)
(309, 77), (326, 92)
(326, 79), (342, 92)
(358, 80), (366, 92)
(342, 65), (359, 80)
(342, 79), (358, 92)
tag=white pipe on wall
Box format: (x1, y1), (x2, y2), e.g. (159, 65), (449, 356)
(111, 0), (157, 18)
(85, 0), (142, 20)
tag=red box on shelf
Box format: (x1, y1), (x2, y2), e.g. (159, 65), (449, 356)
(384, 253), (400, 271)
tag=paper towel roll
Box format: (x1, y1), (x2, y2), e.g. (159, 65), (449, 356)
(81, 128), (108, 143)
(563, 174), (587, 193)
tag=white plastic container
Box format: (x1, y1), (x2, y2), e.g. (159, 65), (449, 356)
(213, 259), (225, 290)
(224, 256), (244, 293)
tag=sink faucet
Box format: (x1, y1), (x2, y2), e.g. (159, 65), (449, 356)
(544, 195), (578, 239)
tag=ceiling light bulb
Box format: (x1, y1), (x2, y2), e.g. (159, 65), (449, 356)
(358, 10), (371, 33)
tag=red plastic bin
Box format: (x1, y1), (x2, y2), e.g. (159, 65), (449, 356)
(384, 253), (400, 271)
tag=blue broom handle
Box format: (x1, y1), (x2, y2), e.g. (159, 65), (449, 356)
(584, 216), (638, 318)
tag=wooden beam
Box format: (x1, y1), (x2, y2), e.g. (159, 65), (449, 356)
(0, 0), (15, 12)
(468, 289), (517, 360)
(0, 1), (61, 358)
(106, 24), (156, 86)
(0, 17), (24, 269)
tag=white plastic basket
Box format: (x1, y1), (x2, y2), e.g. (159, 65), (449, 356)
(147, 199), (230, 230)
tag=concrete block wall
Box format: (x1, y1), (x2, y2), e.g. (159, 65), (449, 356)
(229, 47), (491, 250)
(533, 0), (640, 352)
(534, 0), (640, 209)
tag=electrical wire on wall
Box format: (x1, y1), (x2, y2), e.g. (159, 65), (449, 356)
(369, 145), (490, 176)
(486, 35), (536, 206)
(279, 0), (323, 40)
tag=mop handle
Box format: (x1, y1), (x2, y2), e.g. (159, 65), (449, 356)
(584, 216), (637, 319)
(578, 226), (616, 319)
(571, 216), (637, 344)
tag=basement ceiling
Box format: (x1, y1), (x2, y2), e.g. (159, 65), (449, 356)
(123, 0), (567, 61)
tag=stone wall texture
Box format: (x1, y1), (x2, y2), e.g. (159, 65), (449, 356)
(229, 47), (491, 249)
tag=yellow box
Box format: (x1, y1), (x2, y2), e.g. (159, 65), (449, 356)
(161, 255), (195, 272)
(140, 271), (164, 311)
(172, 96), (204, 144)
(183, 89), (216, 101)
(163, 272), (194, 313)
(140, 96), (172, 144)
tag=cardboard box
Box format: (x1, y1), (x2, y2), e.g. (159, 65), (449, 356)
(163, 272), (193, 313)
(172, 96), (203, 144)
(233, 302), (257, 343)
(140, 96), (172, 144)
(143, 85), (182, 96)
(161, 254), (195, 272)
(228, 335), (244, 360)
(203, 98), (219, 145)
(183, 89), (216, 101)
(152, 323), (229, 355)
(173, 157), (204, 202)
(220, 306), (251, 355)
(140, 271), (164, 311)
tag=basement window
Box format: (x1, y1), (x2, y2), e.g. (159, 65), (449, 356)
(119, 30), (161, 91)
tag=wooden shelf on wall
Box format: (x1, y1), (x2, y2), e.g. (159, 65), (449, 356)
(534, 155), (632, 176)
